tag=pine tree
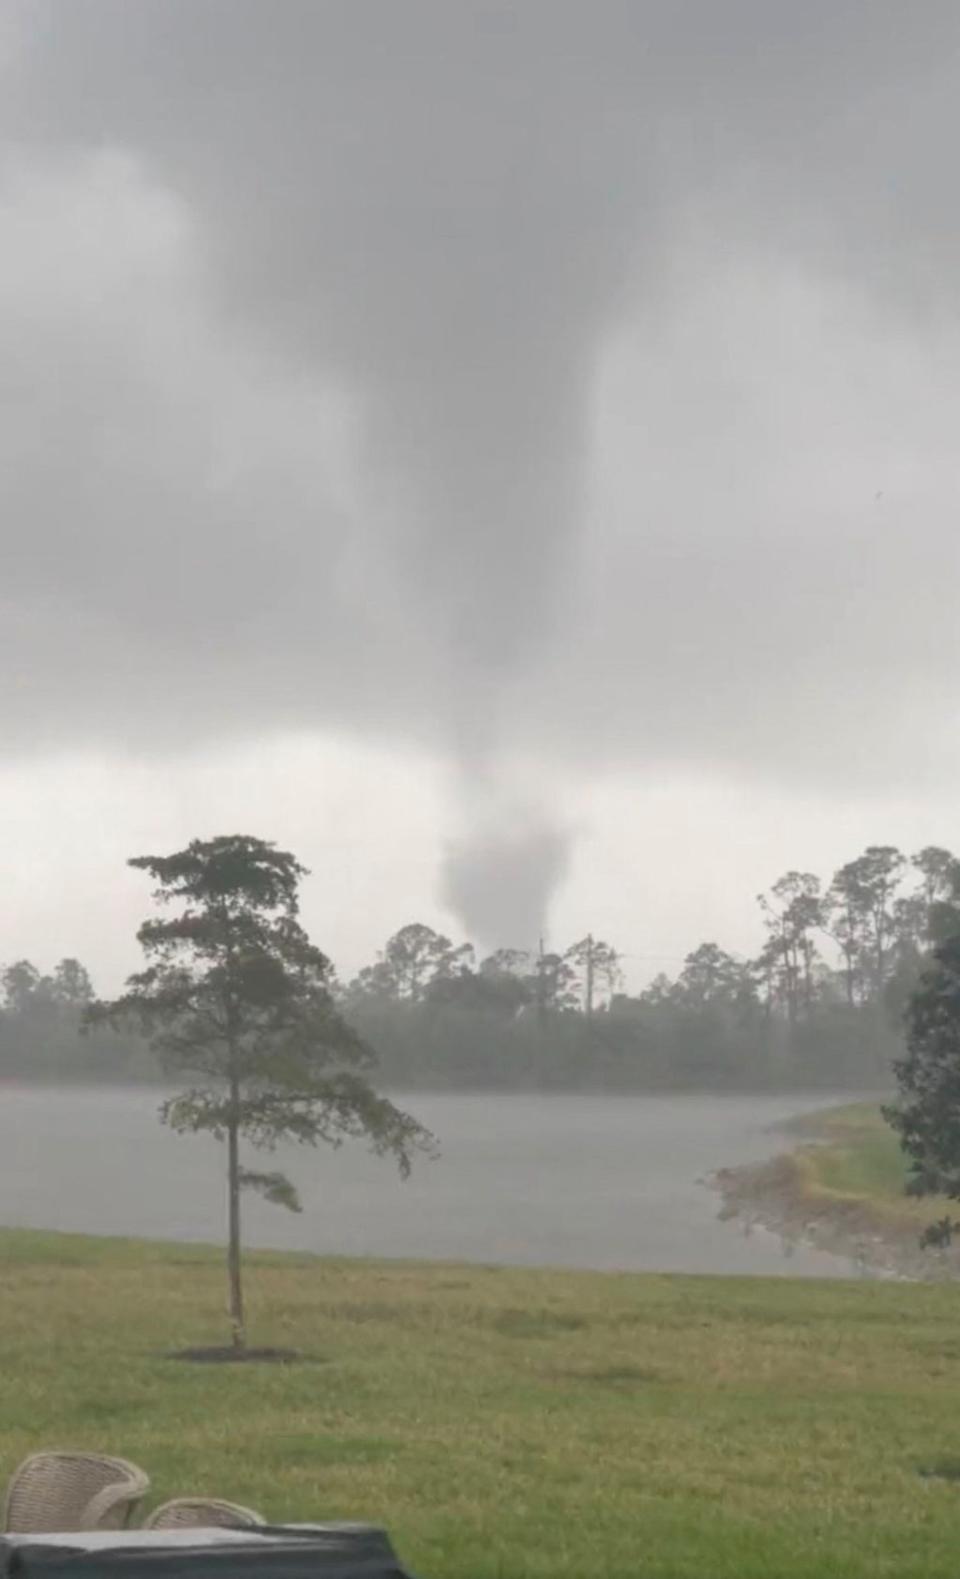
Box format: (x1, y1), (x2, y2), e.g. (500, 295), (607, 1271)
(88, 834), (432, 1349)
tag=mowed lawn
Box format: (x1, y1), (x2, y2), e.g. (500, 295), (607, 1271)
(5, 1231), (960, 1577)
(786, 1102), (955, 1236)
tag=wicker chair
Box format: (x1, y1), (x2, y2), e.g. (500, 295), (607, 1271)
(144, 1498), (265, 1531)
(3, 1452), (150, 1533)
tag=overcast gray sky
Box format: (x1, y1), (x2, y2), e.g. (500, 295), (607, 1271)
(2, 1), (960, 986)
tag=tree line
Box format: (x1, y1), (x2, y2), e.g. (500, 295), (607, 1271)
(342, 843), (959, 1091)
(4, 840), (956, 1093)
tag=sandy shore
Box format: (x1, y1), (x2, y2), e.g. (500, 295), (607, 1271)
(710, 1148), (960, 1281)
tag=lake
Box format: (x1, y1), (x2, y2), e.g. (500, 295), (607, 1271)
(0, 1086), (866, 1277)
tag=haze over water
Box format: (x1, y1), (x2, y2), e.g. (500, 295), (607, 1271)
(2, 1088), (862, 1278)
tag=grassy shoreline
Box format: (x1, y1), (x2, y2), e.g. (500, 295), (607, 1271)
(5, 1227), (960, 1575)
(713, 1102), (959, 1279)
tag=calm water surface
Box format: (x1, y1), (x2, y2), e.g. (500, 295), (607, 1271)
(0, 1086), (865, 1277)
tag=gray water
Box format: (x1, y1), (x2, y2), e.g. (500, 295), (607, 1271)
(0, 1086), (864, 1277)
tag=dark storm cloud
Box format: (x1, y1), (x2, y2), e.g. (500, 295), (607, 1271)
(3, 1), (960, 935)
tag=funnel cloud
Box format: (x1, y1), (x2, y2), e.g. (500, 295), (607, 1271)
(3, 3), (960, 950)
(442, 782), (571, 953)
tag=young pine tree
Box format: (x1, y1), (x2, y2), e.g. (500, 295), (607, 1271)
(88, 834), (433, 1350)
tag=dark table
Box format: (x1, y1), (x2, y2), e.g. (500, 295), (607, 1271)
(0, 1525), (418, 1579)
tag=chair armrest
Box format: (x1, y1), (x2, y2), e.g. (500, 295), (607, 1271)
(82, 1484), (145, 1531)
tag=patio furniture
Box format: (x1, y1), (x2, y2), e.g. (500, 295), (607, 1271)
(2, 1452), (150, 1534)
(144, 1498), (265, 1530)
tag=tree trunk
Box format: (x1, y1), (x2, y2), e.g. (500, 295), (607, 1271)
(226, 1074), (245, 1351)
(843, 942), (855, 1007)
(585, 935), (594, 1019)
(783, 936), (798, 1026)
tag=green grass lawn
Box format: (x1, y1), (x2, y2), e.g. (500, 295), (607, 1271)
(5, 1229), (960, 1576)
(785, 1103), (952, 1235)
